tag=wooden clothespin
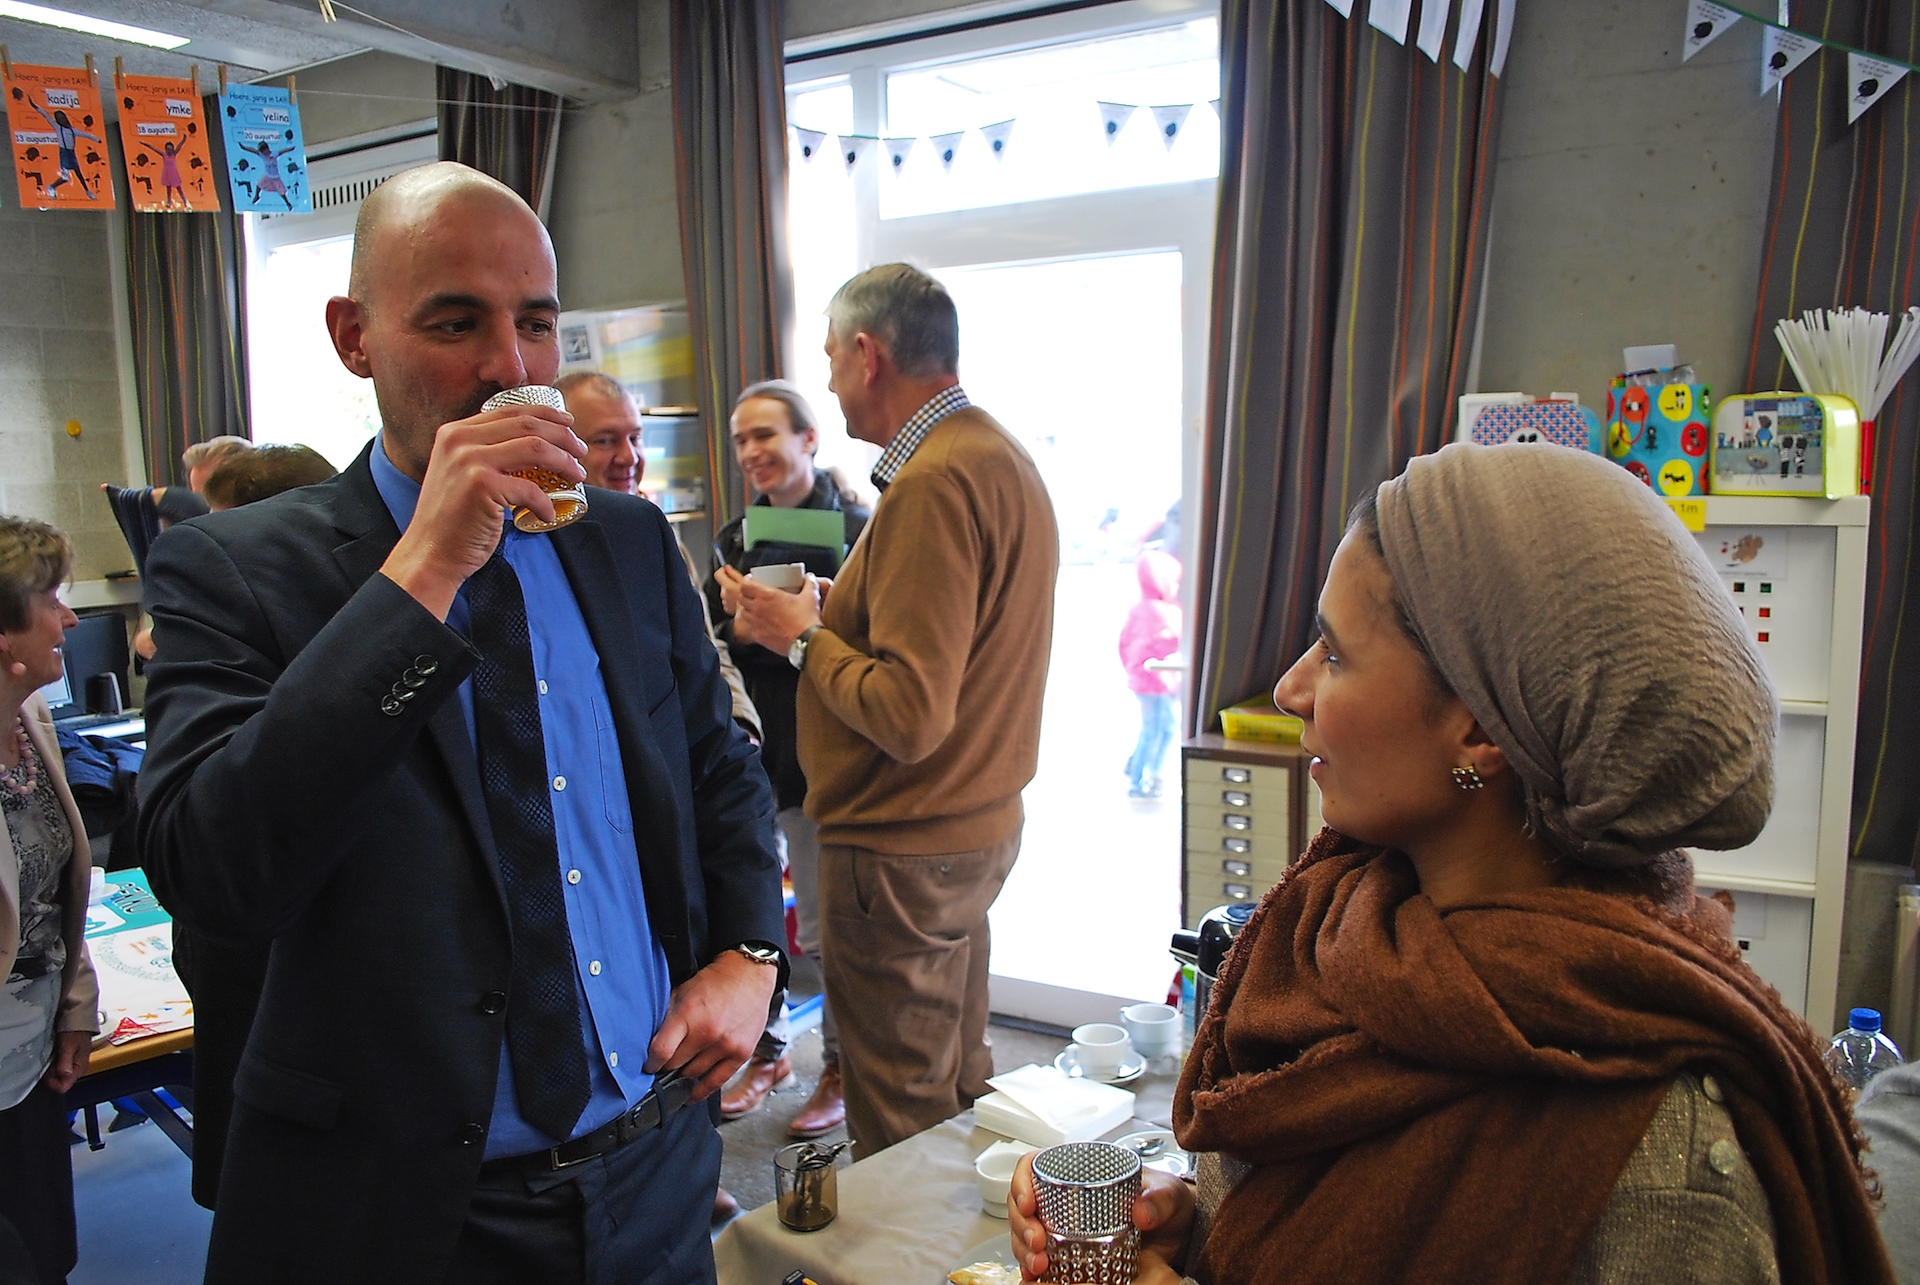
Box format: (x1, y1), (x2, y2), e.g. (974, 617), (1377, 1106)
(114, 56), (124, 93)
(85, 54), (96, 87)
(218, 65), (228, 96)
(190, 65), (199, 98)
(287, 74), (296, 105)
(317, 0), (338, 21)
(1, 46), (11, 83)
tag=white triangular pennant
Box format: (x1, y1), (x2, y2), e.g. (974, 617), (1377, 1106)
(1682, 1), (1739, 61)
(1325, 0), (1356, 16)
(1416, 0), (1452, 60)
(1149, 104), (1192, 150)
(1097, 102), (1137, 146)
(1760, 26), (1820, 94)
(1210, 98), (1222, 120)
(979, 119), (1015, 161)
(794, 128), (827, 162)
(837, 135), (873, 173)
(883, 138), (916, 172)
(1849, 52), (1911, 123)
(1452, 0), (1486, 69)
(1368, 0), (1413, 45)
(1489, 0), (1516, 76)
(930, 130), (965, 172)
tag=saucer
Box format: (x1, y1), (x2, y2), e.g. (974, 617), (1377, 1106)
(1055, 1044), (1146, 1085)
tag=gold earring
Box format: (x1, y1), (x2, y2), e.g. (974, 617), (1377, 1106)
(1451, 765), (1485, 792)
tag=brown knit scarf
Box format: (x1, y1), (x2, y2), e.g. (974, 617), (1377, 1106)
(1173, 830), (1893, 1285)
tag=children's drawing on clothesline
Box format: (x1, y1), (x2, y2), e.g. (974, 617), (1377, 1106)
(117, 74), (220, 213)
(4, 63), (114, 210)
(217, 84), (309, 213)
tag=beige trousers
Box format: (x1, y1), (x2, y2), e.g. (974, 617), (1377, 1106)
(818, 830), (1021, 1157)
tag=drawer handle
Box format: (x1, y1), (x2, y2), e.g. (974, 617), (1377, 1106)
(1223, 814), (1251, 831)
(1223, 882), (1253, 900)
(1222, 836), (1250, 854)
(1222, 767), (1252, 784)
(1222, 859), (1251, 878)
(1222, 790), (1251, 807)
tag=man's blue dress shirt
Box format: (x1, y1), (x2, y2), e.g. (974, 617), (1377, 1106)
(371, 438), (671, 1159)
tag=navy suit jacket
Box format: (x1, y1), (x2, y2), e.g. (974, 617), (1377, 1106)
(138, 444), (784, 1283)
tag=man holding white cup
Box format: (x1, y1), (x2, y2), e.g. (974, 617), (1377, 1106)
(736, 264), (1058, 1157)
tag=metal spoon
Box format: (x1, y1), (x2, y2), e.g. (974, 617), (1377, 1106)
(1126, 1135), (1167, 1159)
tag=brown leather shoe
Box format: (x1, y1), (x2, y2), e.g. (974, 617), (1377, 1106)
(787, 1061), (846, 1139)
(712, 1186), (740, 1227)
(720, 1054), (793, 1121)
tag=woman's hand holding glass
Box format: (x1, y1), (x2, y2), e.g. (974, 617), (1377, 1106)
(1008, 1152), (1194, 1284)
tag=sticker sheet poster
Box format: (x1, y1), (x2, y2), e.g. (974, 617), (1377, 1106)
(117, 75), (219, 212)
(217, 85), (309, 213)
(4, 64), (113, 210)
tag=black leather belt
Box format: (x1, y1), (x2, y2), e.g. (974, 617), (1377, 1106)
(546, 1068), (697, 1171)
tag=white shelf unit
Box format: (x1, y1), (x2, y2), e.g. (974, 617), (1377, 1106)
(1688, 494), (1867, 1036)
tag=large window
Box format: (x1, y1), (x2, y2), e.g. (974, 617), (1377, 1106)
(786, 1), (1217, 1024)
(244, 129), (436, 469)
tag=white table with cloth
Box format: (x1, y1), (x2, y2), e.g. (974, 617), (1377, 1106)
(713, 1066), (1179, 1285)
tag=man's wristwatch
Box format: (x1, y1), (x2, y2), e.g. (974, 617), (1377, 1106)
(730, 943), (783, 969)
(788, 625), (823, 671)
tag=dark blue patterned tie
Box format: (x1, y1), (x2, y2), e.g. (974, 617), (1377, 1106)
(467, 548), (591, 1141)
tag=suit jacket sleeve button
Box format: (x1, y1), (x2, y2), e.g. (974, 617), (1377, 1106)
(479, 991), (506, 1015)
(380, 696), (405, 716)
(415, 655), (439, 675)
(458, 1123), (487, 1146)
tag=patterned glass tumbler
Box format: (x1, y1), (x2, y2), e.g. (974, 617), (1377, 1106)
(1031, 1141), (1142, 1284)
(481, 384), (588, 532)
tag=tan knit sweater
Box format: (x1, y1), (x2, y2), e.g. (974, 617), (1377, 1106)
(796, 405), (1058, 853)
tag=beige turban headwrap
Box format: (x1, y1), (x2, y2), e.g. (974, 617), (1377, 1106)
(1372, 443), (1777, 868)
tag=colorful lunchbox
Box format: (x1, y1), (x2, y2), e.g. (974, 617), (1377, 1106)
(1469, 401), (1603, 453)
(1710, 392), (1861, 498)
(1606, 375), (1713, 496)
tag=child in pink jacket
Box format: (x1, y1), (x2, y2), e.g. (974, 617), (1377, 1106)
(1120, 551), (1182, 797)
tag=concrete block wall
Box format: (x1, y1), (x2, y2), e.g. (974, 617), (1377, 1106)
(0, 202), (136, 582)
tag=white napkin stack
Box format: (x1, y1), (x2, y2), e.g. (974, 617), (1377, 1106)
(973, 1063), (1136, 1148)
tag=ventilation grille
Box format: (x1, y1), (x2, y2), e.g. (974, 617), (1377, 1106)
(258, 166), (409, 221)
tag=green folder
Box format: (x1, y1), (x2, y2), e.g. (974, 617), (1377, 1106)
(743, 506), (848, 569)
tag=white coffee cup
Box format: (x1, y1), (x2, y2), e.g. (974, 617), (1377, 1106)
(1071, 1022), (1132, 1072)
(1120, 1003), (1180, 1058)
(748, 562), (806, 593)
(975, 1147), (1022, 1217)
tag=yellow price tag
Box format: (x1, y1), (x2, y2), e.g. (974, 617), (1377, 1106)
(1664, 497), (1706, 532)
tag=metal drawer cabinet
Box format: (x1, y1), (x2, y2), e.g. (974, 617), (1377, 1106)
(1180, 734), (1315, 928)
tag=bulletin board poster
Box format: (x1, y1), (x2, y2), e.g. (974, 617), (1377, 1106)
(217, 84), (309, 213)
(117, 75), (219, 212)
(4, 64), (114, 210)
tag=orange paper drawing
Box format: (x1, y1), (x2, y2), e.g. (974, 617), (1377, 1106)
(4, 63), (113, 209)
(117, 73), (219, 212)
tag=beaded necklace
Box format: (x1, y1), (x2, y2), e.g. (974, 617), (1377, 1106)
(2, 719), (38, 798)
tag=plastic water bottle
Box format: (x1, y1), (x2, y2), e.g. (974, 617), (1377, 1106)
(1825, 1008), (1904, 1090)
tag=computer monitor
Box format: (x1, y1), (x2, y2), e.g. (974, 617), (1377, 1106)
(48, 612), (131, 720)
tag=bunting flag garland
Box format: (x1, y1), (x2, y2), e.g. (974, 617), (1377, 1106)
(980, 119), (1015, 160)
(795, 128), (826, 162)
(1417, 0), (1453, 61)
(1453, 0), (1487, 69)
(217, 84), (309, 213)
(1682, 3), (1920, 126)
(930, 130), (965, 171)
(1149, 104), (1191, 149)
(1760, 24), (1820, 93)
(1325, 0), (1357, 17)
(1368, 0), (1414, 44)
(1096, 101), (1137, 145)
(5, 63), (114, 210)
(883, 137), (915, 171)
(117, 73), (219, 212)
(1683, 0), (1739, 60)
(1848, 52), (1910, 123)
(837, 134), (873, 173)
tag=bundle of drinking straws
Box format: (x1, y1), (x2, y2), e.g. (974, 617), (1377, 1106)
(1774, 306), (1920, 491)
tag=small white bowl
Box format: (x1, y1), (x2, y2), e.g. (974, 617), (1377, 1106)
(975, 1148), (1023, 1217)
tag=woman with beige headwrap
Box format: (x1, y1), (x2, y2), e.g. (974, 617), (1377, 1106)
(1008, 444), (1893, 1285)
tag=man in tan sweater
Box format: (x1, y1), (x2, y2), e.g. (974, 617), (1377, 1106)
(737, 264), (1057, 1155)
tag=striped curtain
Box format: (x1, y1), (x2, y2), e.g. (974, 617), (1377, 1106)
(436, 69), (564, 218)
(1189, 0), (1505, 733)
(1746, 1), (1920, 867)
(670, 0), (795, 526)
(124, 94), (250, 487)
